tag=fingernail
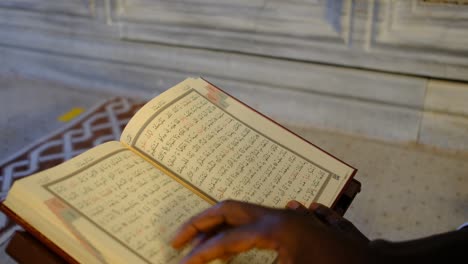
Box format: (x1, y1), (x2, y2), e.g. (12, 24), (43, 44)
(287, 200), (300, 209)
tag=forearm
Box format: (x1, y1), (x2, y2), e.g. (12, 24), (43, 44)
(368, 229), (468, 264)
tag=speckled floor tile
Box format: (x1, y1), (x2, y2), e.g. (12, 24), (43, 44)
(289, 125), (468, 241)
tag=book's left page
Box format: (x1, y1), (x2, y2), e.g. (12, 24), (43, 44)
(3, 141), (213, 264)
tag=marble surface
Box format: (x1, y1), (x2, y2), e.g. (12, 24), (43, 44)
(425, 80), (468, 116)
(3, 23), (468, 152)
(0, 75), (113, 161)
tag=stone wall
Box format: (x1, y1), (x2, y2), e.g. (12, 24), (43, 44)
(1, 0), (468, 152)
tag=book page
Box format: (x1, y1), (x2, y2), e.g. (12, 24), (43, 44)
(4, 142), (213, 264)
(121, 78), (356, 208)
(6, 141), (274, 264)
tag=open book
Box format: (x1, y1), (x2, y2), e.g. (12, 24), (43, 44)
(1, 78), (356, 264)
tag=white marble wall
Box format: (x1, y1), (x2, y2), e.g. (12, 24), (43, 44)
(0, 0), (467, 152)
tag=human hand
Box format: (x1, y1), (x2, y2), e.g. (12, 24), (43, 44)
(286, 200), (369, 245)
(171, 200), (370, 264)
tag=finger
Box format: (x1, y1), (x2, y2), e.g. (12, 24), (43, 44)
(180, 223), (277, 264)
(285, 200), (309, 214)
(310, 203), (358, 232)
(309, 203), (341, 223)
(192, 233), (210, 248)
(219, 253), (235, 262)
(171, 200), (271, 248)
(308, 202), (321, 211)
(309, 204), (369, 242)
(192, 223), (232, 248)
(171, 213), (224, 249)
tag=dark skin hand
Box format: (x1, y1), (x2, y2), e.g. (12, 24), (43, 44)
(171, 200), (370, 264)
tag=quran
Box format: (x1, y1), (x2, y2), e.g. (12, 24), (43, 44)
(1, 78), (357, 264)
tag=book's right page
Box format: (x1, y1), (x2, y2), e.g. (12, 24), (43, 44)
(122, 78), (356, 208)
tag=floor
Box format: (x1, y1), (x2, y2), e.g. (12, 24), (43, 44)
(0, 76), (467, 263)
(0, 76), (113, 160)
(289, 126), (468, 241)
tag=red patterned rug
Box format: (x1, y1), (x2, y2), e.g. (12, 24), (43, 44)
(0, 97), (145, 244)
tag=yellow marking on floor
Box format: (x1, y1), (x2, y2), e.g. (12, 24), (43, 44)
(58, 107), (85, 122)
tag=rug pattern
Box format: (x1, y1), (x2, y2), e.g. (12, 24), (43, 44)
(0, 97), (144, 244)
